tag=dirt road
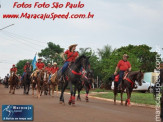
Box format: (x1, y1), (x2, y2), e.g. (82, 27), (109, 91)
(0, 85), (155, 122)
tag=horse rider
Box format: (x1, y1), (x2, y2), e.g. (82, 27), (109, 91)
(60, 44), (79, 80)
(22, 61), (31, 80)
(45, 63), (52, 82)
(45, 63), (52, 74)
(51, 62), (59, 74)
(114, 54), (131, 87)
(33, 58), (45, 77)
(10, 64), (17, 75)
(9, 64), (18, 81)
(48, 62), (59, 83)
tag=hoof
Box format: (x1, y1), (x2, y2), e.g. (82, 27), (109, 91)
(77, 98), (81, 101)
(68, 101), (72, 105)
(60, 101), (64, 104)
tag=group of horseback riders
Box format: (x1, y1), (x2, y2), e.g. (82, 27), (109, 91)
(9, 44), (79, 83)
(8, 43), (143, 106)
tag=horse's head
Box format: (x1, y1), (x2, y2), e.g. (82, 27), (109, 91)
(75, 55), (88, 69)
(136, 70), (144, 86)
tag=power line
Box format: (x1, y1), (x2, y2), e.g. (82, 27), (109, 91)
(0, 31), (41, 50)
(3, 30), (48, 44)
(1, 31), (45, 47)
(0, 24), (14, 30)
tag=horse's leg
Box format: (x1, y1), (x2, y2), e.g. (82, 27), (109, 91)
(9, 84), (11, 93)
(60, 81), (68, 104)
(49, 84), (51, 96)
(37, 83), (40, 98)
(51, 84), (54, 97)
(125, 88), (129, 106)
(12, 85), (15, 94)
(27, 83), (30, 95)
(68, 82), (74, 105)
(32, 83), (34, 96)
(120, 87), (124, 105)
(77, 87), (81, 101)
(85, 84), (90, 102)
(72, 83), (77, 104)
(127, 89), (132, 106)
(56, 84), (58, 97)
(114, 83), (118, 105)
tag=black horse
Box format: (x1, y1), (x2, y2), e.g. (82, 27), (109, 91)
(114, 71), (144, 106)
(77, 69), (94, 102)
(59, 55), (90, 105)
(22, 68), (31, 95)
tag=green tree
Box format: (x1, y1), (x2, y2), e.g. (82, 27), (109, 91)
(38, 42), (64, 67)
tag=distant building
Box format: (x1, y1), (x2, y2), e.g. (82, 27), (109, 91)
(144, 63), (163, 83)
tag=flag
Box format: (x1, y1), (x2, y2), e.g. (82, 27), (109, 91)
(32, 55), (36, 71)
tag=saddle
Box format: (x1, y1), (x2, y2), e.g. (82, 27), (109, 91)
(114, 72), (129, 82)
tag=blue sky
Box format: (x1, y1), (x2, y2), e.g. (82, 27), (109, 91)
(0, 0), (163, 78)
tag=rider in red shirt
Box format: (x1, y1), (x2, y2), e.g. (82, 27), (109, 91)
(51, 62), (59, 74)
(45, 63), (52, 74)
(22, 61), (31, 80)
(62, 44), (79, 73)
(36, 58), (45, 70)
(48, 62), (59, 83)
(114, 54), (132, 86)
(10, 64), (17, 74)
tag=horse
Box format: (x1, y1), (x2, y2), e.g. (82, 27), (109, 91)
(36, 69), (49, 98)
(9, 72), (19, 94)
(31, 72), (37, 96)
(4, 76), (9, 88)
(114, 70), (144, 106)
(77, 69), (94, 102)
(22, 68), (31, 95)
(59, 55), (90, 105)
(49, 72), (59, 97)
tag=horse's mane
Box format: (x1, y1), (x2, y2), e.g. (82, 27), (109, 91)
(129, 71), (144, 84)
(75, 55), (86, 64)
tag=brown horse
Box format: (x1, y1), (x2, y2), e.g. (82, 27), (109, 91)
(114, 70), (144, 106)
(36, 69), (49, 98)
(9, 72), (19, 94)
(31, 69), (48, 98)
(49, 72), (59, 97)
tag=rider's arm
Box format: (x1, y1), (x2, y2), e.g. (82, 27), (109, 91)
(114, 66), (119, 75)
(128, 67), (131, 72)
(62, 53), (66, 61)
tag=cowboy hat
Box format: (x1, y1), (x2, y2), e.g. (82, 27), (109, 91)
(123, 54), (129, 58)
(53, 62), (57, 65)
(12, 64), (15, 66)
(69, 44), (78, 51)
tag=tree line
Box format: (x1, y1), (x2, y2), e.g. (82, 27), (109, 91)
(16, 42), (160, 87)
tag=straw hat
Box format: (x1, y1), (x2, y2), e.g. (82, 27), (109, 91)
(69, 44), (78, 51)
(123, 54), (129, 58)
(53, 62), (57, 65)
(38, 58), (42, 60)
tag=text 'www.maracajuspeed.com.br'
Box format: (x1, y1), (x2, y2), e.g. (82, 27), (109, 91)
(3, 12), (94, 20)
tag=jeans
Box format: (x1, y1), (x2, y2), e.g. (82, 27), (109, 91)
(118, 70), (125, 85)
(62, 61), (69, 73)
(48, 75), (51, 83)
(21, 72), (26, 81)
